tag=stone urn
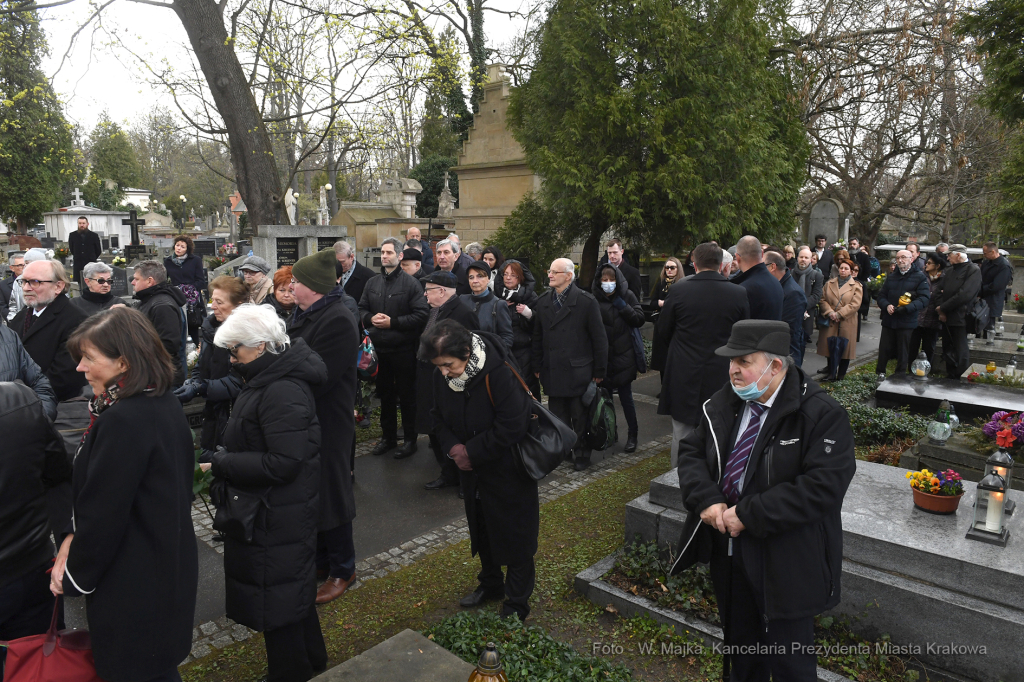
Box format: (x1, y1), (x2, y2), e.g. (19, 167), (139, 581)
(912, 488), (963, 515)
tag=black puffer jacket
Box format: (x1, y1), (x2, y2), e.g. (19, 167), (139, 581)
(134, 281), (187, 384)
(357, 267), (429, 353)
(673, 364), (856, 621)
(0, 324), (57, 420)
(0, 381), (70, 589)
(193, 315), (242, 450)
(591, 265), (645, 388)
(211, 339), (327, 632)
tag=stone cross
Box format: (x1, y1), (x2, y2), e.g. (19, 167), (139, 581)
(71, 187), (84, 206)
(122, 210), (146, 246)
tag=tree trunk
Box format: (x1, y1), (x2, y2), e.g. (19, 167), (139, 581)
(578, 221), (607, 287)
(173, 0), (282, 228)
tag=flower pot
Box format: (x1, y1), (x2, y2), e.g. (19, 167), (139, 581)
(912, 488), (963, 515)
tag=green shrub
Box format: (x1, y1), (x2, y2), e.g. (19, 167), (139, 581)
(821, 374), (927, 446)
(609, 538), (719, 623)
(424, 611), (633, 681)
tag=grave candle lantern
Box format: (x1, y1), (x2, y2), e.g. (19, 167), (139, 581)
(966, 473), (1010, 547)
(985, 449), (1016, 515)
(927, 400), (952, 446)
(910, 352), (931, 380)
(468, 642), (508, 682)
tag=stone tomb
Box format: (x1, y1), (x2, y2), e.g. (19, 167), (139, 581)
(614, 461), (1024, 682)
(875, 373), (1024, 420)
(900, 433), (1024, 490)
(933, 337), (1022, 370)
(252, 225), (348, 269)
(312, 629), (473, 681)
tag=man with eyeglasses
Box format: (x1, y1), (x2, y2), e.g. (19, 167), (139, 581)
(1, 252), (25, 321)
(69, 262), (119, 316)
(531, 258), (607, 471)
(10, 259), (88, 402)
(417, 270), (480, 492)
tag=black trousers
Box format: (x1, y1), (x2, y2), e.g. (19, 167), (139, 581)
(474, 500), (535, 620)
(0, 564), (59, 668)
(430, 434), (460, 484)
(141, 670), (183, 682)
(709, 536), (816, 682)
(263, 604), (328, 682)
(875, 327), (913, 374)
(376, 351), (418, 442)
(941, 324), (970, 378)
(316, 521), (355, 580)
(909, 326), (939, 368)
(547, 395), (590, 459)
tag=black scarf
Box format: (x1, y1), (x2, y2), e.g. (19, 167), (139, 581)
(81, 289), (114, 306)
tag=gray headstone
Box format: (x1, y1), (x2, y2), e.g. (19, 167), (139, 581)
(809, 199), (843, 246)
(108, 266), (130, 297)
(193, 240), (217, 258)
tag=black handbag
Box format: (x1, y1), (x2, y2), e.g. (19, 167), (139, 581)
(209, 478), (268, 543)
(185, 302), (206, 329)
(486, 362), (577, 481)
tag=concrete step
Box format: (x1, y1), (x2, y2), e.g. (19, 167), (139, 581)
(313, 629), (473, 681)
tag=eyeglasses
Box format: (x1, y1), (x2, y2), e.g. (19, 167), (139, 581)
(424, 286), (444, 293)
(546, 270), (571, 275)
(22, 279), (55, 288)
(89, 278), (113, 285)
(226, 343), (243, 358)
(664, 265), (677, 270)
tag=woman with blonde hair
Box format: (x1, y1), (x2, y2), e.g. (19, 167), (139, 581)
(650, 257), (683, 377)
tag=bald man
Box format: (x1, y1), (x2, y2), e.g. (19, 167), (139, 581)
(531, 258), (608, 471)
(730, 236), (783, 321)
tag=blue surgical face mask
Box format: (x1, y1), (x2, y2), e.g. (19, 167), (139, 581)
(731, 357), (775, 401)
(600, 281), (616, 294)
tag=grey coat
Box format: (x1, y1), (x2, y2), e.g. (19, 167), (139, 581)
(530, 284), (608, 398)
(0, 324), (57, 420)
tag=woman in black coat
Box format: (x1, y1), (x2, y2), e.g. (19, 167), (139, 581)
(174, 275), (247, 451)
(592, 264), (646, 452)
(165, 235), (208, 341)
(423, 321), (536, 619)
(649, 257), (683, 375)
(53, 307), (198, 682)
(204, 304), (329, 681)
(494, 260), (541, 400)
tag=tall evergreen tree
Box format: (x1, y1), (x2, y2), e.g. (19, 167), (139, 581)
(507, 0), (807, 282)
(83, 114), (144, 209)
(0, 6), (79, 232)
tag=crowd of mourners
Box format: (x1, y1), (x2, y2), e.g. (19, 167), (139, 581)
(0, 220), (1012, 682)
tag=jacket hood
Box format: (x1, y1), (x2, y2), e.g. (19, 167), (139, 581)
(244, 338), (328, 389)
(494, 259), (537, 298)
(591, 263), (629, 298)
(135, 280), (188, 306)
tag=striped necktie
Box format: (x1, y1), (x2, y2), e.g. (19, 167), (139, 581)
(721, 402), (767, 505)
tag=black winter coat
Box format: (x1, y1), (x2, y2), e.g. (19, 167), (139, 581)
(591, 265), (645, 388)
(616, 260), (645, 303)
(448, 260), (472, 296)
(287, 289), (358, 529)
(530, 284), (608, 398)
(63, 391), (198, 682)
(9, 292), (88, 402)
(431, 334), (536, 566)
(980, 255), (1013, 319)
(343, 261), (376, 303)
(934, 261), (982, 327)
(0, 274), (13, 320)
(267, 292), (296, 321)
(649, 278), (678, 373)
(0, 323), (57, 419)
(211, 340), (326, 632)
(416, 295), (479, 434)
(673, 365), (856, 621)
(164, 253), (207, 291)
(493, 260), (539, 370)
(68, 229), (101, 278)
(657, 272), (749, 425)
(779, 270), (808, 358)
(877, 267), (930, 329)
(730, 263), (783, 321)
(0, 382), (69, 589)
(357, 267), (429, 353)
(194, 315), (242, 450)
(460, 289), (514, 349)
(134, 281), (187, 385)
(69, 289), (118, 317)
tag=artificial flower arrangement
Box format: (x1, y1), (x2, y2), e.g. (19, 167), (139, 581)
(1014, 293), (1024, 313)
(866, 273), (886, 294)
(53, 245), (70, 259)
(906, 468), (964, 496)
(111, 256), (126, 267)
(981, 411), (1024, 450)
(218, 243), (237, 257)
(830, 238), (848, 255)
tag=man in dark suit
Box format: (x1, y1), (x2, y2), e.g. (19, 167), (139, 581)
(68, 216), (102, 293)
(333, 240), (374, 303)
(10, 260), (88, 402)
(418, 270), (480, 491)
(1, 252), (25, 321)
(812, 234), (834, 277)
(764, 250), (808, 365)
(531, 257), (608, 471)
(605, 239), (644, 302)
(848, 238), (871, 284)
(657, 243), (749, 467)
(730, 236), (783, 321)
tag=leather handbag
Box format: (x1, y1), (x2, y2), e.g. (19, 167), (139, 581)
(0, 600), (103, 681)
(209, 478), (268, 543)
(486, 362), (577, 480)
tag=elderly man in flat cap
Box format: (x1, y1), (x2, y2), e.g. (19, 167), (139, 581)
(671, 319), (856, 682)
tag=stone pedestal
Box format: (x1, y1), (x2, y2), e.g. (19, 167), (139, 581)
(875, 373), (1024, 420)
(253, 225), (348, 269)
(312, 629), (474, 681)
(899, 433), (1024, 489)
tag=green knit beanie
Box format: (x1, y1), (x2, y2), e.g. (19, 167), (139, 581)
(291, 249), (337, 294)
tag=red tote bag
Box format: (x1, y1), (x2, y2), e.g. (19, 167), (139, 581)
(1, 601), (104, 682)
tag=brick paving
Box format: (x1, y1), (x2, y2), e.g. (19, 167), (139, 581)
(183, 434), (671, 663)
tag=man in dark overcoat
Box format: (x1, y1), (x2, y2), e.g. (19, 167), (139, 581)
(934, 245), (982, 379)
(531, 257), (608, 471)
(657, 243), (749, 467)
(334, 240), (375, 303)
(673, 320), (856, 682)
(764, 250), (808, 365)
(288, 249), (360, 605)
(418, 270), (480, 491)
(730, 236), (783, 321)
(10, 259), (88, 402)
(68, 216), (101, 292)
(979, 242), (1013, 337)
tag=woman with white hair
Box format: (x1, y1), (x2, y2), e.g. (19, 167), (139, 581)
(198, 304), (330, 680)
(69, 261), (118, 315)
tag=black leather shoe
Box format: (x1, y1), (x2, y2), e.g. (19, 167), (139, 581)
(459, 586), (504, 608)
(458, 490), (464, 499)
(624, 435), (637, 453)
(425, 476), (458, 490)
(371, 440), (397, 456)
(394, 441), (418, 459)
(574, 457), (591, 471)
